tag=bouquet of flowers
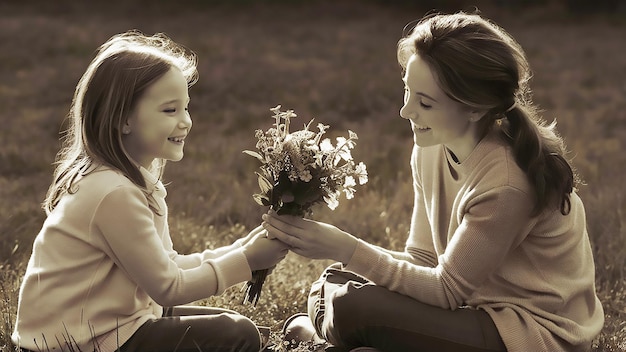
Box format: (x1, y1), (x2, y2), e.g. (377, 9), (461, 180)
(242, 105), (368, 305)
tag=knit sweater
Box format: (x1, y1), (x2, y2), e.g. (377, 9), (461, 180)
(12, 166), (251, 352)
(345, 132), (604, 351)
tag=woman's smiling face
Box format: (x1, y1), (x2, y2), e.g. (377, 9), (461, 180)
(400, 53), (484, 162)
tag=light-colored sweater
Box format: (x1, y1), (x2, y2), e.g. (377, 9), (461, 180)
(12, 166), (251, 352)
(345, 132), (604, 351)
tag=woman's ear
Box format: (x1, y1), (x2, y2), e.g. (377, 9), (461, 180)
(468, 109), (487, 123)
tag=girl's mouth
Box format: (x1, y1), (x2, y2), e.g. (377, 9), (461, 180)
(168, 136), (185, 144)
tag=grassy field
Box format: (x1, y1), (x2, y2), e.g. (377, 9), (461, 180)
(0, 1), (624, 351)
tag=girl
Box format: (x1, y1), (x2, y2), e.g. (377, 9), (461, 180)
(12, 31), (288, 352)
(263, 12), (605, 352)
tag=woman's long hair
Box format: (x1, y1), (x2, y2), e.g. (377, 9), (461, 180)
(398, 12), (578, 216)
(43, 30), (198, 214)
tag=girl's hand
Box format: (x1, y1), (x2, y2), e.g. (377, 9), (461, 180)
(242, 231), (289, 272)
(235, 224), (265, 247)
(262, 211), (358, 264)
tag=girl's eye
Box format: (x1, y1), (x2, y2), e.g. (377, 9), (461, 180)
(163, 108), (176, 114)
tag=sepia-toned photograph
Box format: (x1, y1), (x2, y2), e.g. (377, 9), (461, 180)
(1, 0), (624, 351)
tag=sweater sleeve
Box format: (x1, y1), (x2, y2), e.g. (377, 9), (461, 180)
(341, 145), (436, 268)
(405, 145), (438, 267)
(93, 186), (251, 306)
(161, 226), (244, 269)
(345, 185), (536, 309)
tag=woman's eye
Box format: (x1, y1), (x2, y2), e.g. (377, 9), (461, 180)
(163, 108), (176, 113)
(420, 101), (432, 109)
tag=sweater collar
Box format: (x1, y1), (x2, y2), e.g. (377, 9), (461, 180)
(139, 166), (167, 198)
(444, 130), (502, 175)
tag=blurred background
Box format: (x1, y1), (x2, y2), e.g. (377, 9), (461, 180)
(0, 0), (624, 350)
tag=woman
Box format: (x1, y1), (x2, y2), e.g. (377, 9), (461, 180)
(263, 12), (604, 352)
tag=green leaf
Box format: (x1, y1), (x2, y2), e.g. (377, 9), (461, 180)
(256, 172), (274, 194)
(243, 150), (265, 162)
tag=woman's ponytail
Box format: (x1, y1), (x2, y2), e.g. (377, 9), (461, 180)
(502, 104), (575, 216)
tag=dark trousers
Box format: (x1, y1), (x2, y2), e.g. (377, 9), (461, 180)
(118, 305), (262, 352)
(308, 264), (507, 352)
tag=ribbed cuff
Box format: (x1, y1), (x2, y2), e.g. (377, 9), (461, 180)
(206, 248), (251, 295)
(343, 239), (379, 276)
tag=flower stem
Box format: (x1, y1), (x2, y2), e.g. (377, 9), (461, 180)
(243, 269), (268, 306)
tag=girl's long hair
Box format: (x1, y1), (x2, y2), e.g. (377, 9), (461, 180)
(398, 12), (578, 216)
(43, 30), (198, 214)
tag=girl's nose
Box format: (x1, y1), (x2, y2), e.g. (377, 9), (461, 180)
(179, 112), (192, 130)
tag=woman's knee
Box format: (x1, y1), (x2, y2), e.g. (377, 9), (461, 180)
(324, 282), (380, 345)
(331, 282), (379, 319)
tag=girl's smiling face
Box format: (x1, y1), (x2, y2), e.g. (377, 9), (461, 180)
(400, 53), (484, 162)
(123, 66), (192, 168)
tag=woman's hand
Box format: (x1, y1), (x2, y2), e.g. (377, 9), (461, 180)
(262, 211), (358, 264)
(242, 231), (289, 272)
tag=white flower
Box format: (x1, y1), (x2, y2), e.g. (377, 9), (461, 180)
(323, 191), (340, 210)
(314, 152), (325, 167)
(317, 123), (330, 133)
(336, 146), (353, 163)
(342, 176), (357, 199)
(355, 162), (368, 185)
(300, 169), (313, 182)
(336, 136), (355, 149)
(270, 105), (282, 114)
(320, 138), (334, 152)
(343, 175), (356, 188)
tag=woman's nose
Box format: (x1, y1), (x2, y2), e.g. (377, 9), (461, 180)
(400, 103), (413, 120)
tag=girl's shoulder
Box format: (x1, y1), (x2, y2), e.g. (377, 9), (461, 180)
(51, 166), (147, 221)
(76, 165), (139, 197)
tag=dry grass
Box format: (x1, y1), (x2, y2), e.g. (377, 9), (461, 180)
(0, 1), (624, 351)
